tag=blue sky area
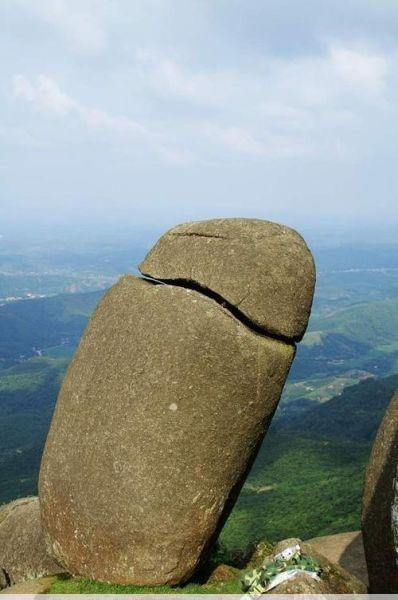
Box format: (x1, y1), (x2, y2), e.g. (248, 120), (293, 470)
(1, 1), (398, 233)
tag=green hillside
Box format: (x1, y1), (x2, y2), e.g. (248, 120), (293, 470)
(279, 373), (398, 441)
(289, 298), (398, 382)
(220, 373), (398, 550)
(311, 298), (398, 346)
(0, 290), (102, 366)
(0, 357), (67, 501)
(220, 432), (369, 550)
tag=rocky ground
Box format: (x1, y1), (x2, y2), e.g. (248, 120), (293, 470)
(0, 500), (368, 595)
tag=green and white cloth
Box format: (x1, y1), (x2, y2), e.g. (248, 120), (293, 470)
(241, 545), (322, 595)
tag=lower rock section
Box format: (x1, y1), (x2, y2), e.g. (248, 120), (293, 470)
(300, 540), (366, 594)
(0, 497), (63, 589)
(39, 275), (294, 585)
(306, 530), (367, 586)
(0, 576), (58, 595)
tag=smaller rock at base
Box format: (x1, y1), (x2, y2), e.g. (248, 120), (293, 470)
(267, 571), (332, 594)
(0, 575), (58, 595)
(0, 497), (64, 589)
(245, 537), (366, 594)
(301, 541), (367, 594)
(306, 531), (368, 586)
(206, 564), (240, 583)
(272, 537), (301, 559)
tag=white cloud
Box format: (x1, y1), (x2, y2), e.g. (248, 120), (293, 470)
(13, 74), (76, 115)
(13, 74), (150, 141)
(135, 52), (336, 159)
(8, 42), (393, 164)
(330, 46), (387, 96)
(29, 0), (107, 55)
(131, 43), (391, 160)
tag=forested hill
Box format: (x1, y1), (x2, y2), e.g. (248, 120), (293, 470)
(276, 373), (398, 441)
(0, 290), (102, 366)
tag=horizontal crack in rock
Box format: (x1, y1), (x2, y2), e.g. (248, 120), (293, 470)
(140, 275), (294, 345)
(169, 232), (228, 239)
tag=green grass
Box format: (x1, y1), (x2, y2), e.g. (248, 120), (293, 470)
(49, 574), (242, 594)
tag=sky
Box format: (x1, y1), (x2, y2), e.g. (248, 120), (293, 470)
(1, 0), (398, 234)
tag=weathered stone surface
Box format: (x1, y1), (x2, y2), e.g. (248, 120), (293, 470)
(306, 531), (368, 586)
(267, 572), (332, 594)
(393, 467), (398, 569)
(362, 390), (398, 592)
(139, 219), (315, 341)
(0, 497), (63, 589)
(39, 275), (295, 585)
(301, 541), (366, 594)
(262, 538), (366, 594)
(0, 576), (59, 595)
(206, 564), (240, 583)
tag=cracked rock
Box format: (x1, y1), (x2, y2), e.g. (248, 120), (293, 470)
(140, 218), (315, 341)
(39, 219), (315, 585)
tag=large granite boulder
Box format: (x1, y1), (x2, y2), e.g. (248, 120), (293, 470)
(39, 219), (315, 585)
(362, 390), (398, 592)
(140, 219), (315, 341)
(0, 497), (62, 589)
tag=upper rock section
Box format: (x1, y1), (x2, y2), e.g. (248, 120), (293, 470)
(140, 218), (315, 341)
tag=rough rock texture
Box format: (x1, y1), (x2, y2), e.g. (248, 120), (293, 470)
(0, 497), (63, 589)
(362, 390), (398, 593)
(0, 576), (59, 595)
(206, 564), (240, 582)
(306, 531), (368, 586)
(139, 219), (315, 341)
(267, 572), (332, 594)
(263, 538), (366, 594)
(393, 468), (398, 568)
(39, 274), (296, 585)
(300, 541), (366, 594)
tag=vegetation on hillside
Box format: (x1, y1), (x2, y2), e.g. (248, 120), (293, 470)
(0, 291), (102, 366)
